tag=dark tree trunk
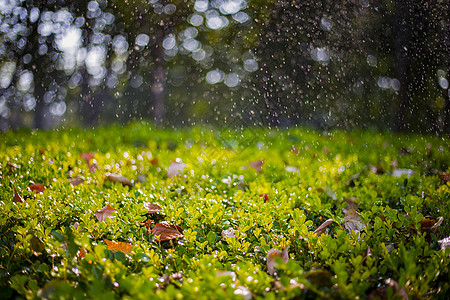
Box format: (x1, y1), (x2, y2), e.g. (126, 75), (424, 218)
(152, 30), (166, 126)
(393, 0), (411, 132)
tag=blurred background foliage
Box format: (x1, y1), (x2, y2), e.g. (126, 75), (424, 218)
(0, 0), (448, 133)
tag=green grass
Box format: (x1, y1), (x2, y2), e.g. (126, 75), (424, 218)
(1, 123), (449, 299)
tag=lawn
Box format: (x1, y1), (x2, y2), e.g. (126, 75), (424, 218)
(1, 123), (449, 299)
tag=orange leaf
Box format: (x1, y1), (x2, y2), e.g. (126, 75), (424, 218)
(105, 173), (133, 188)
(143, 219), (154, 229)
(68, 177), (84, 186)
(167, 160), (186, 178)
(104, 239), (133, 254)
(151, 222), (184, 242)
(29, 183), (45, 193)
(438, 172), (450, 183)
(13, 185), (24, 203)
(96, 204), (118, 222)
(144, 203), (162, 214)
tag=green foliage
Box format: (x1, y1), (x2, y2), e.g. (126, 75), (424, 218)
(1, 123), (449, 298)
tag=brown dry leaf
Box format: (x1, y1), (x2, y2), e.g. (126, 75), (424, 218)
(144, 202), (162, 214)
(259, 193), (269, 202)
(267, 246), (289, 275)
(221, 227), (236, 240)
(13, 185), (24, 203)
(342, 197), (359, 214)
(29, 183), (45, 194)
(104, 239), (133, 254)
(167, 160), (186, 178)
(244, 160), (264, 173)
(438, 172), (450, 183)
(150, 158), (158, 165)
(68, 177), (84, 186)
(95, 204), (118, 222)
(313, 219), (334, 236)
(421, 216), (443, 234)
(152, 222), (184, 242)
(143, 219), (155, 230)
(105, 173), (133, 188)
(343, 209), (366, 234)
(81, 152), (94, 162)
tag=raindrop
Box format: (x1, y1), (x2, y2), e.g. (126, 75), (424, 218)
(366, 55), (377, 67)
(438, 77), (448, 89)
(224, 73), (240, 88)
(206, 70), (225, 84)
(194, 0), (209, 13)
(189, 14), (203, 27)
(135, 34), (150, 47)
(320, 17), (332, 31)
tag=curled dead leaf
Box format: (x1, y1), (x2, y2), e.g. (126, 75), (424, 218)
(13, 185), (24, 203)
(105, 173), (133, 188)
(267, 246), (289, 275)
(343, 209), (366, 234)
(68, 177), (84, 186)
(144, 202), (162, 214)
(167, 160), (186, 178)
(313, 219), (334, 236)
(95, 204), (118, 223)
(221, 227), (236, 240)
(143, 219), (155, 230)
(151, 222), (184, 242)
(29, 183), (45, 194)
(104, 239), (133, 254)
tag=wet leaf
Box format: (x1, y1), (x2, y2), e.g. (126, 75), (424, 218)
(105, 173), (133, 188)
(29, 183), (45, 194)
(438, 236), (450, 252)
(313, 219), (334, 236)
(438, 172), (450, 183)
(143, 202), (162, 214)
(244, 160), (264, 173)
(95, 205), (118, 223)
(13, 185), (24, 203)
(343, 209), (366, 233)
(104, 239), (133, 254)
(267, 246), (289, 275)
(221, 227), (236, 240)
(68, 177), (84, 186)
(151, 222), (184, 242)
(167, 160), (186, 178)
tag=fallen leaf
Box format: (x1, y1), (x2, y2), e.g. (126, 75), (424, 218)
(150, 158), (158, 165)
(438, 236), (450, 252)
(13, 185), (24, 203)
(95, 204), (118, 222)
(68, 177), (84, 186)
(244, 160), (264, 173)
(438, 172), (450, 183)
(221, 227), (236, 240)
(105, 173), (133, 188)
(104, 239), (133, 254)
(259, 193), (269, 202)
(343, 209), (366, 234)
(29, 183), (45, 193)
(167, 160), (186, 178)
(342, 197), (359, 214)
(313, 219), (334, 236)
(151, 222), (184, 242)
(81, 152), (94, 162)
(137, 174), (147, 183)
(144, 203), (162, 214)
(267, 246), (289, 275)
(143, 219), (154, 229)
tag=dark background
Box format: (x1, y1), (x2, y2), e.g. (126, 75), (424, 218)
(0, 0), (448, 133)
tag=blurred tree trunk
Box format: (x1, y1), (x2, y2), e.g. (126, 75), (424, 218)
(152, 30), (166, 126)
(393, 0), (411, 132)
